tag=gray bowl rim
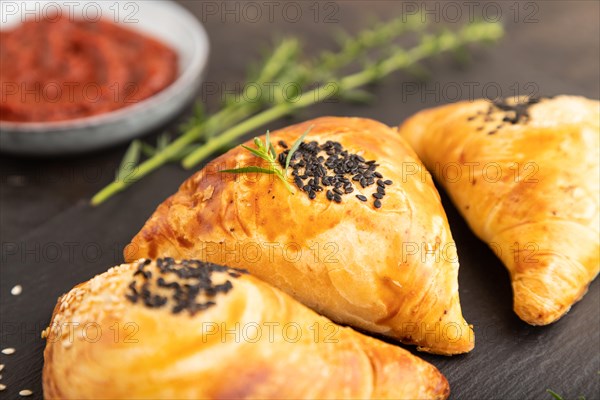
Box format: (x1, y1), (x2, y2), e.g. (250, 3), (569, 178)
(0, 1), (210, 134)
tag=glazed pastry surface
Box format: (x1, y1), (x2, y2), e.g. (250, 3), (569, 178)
(42, 259), (449, 399)
(127, 117), (474, 355)
(399, 95), (600, 325)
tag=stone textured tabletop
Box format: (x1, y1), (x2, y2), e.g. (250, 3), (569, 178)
(1, 1), (598, 399)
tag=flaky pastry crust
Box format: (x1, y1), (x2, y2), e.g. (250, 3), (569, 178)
(127, 117), (474, 355)
(399, 95), (600, 325)
(42, 259), (449, 399)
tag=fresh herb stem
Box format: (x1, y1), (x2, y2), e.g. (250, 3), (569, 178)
(315, 15), (424, 79)
(91, 17), (435, 205)
(220, 128), (310, 193)
(181, 21), (502, 169)
(91, 18), (503, 205)
(90, 40), (299, 206)
(115, 139), (141, 182)
(91, 104), (254, 206)
(181, 104), (292, 169)
(547, 390), (564, 400)
(546, 389), (587, 400)
(285, 125), (313, 171)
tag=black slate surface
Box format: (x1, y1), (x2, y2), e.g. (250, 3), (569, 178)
(1, 1), (599, 399)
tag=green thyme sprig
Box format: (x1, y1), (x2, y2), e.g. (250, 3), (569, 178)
(180, 20), (503, 168)
(546, 389), (586, 400)
(285, 126), (312, 171)
(220, 126), (313, 193)
(90, 17), (504, 206)
(90, 16), (433, 206)
(547, 389), (562, 400)
(90, 39), (300, 206)
(315, 15), (423, 80)
(114, 139), (141, 183)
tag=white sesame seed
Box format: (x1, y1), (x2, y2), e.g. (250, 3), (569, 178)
(0, 364), (3, 371)
(19, 389), (33, 396)
(11, 285), (22, 296)
(1, 348), (15, 355)
(0, 383), (6, 391)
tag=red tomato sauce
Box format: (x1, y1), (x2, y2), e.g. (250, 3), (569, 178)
(0, 15), (178, 122)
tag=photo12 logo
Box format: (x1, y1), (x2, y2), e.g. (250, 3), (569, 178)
(158, 240), (341, 266)
(42, 321), (140, 346)
(397, 161), (540, 185)
(400, 81), (540, 103)
(398, 1), (539, 24)
(1, 81), (141, 105)
(37, 320), (341, 346)
(201, 321), (340, 344)
(1, 240), (134, 264)
(1, 1), (140, 24)
(200, 81), (340, 105)
(198, 1), (340, 23)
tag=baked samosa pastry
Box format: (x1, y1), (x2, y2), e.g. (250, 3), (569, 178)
(398, 95), (600, 325)
(42, 258), (450, 399)
(127, 117), (474, 355)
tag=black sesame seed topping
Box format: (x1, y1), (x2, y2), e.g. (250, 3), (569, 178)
(356, 194), (368, 202)
(374, 199), (382, 208)
(125, 258), (247, 316)
(467, 96), (547, 129)
(276, 139), (393, 208)
(492, 97), (542, 124)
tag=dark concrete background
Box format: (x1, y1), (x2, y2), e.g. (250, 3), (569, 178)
(1, 1), (598, 399)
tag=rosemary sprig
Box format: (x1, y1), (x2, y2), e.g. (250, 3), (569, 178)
(181, 20), (503, 168)
(219, 126), (314, 193)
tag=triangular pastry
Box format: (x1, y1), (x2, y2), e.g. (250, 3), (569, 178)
(398, 95), (599, 325)
(43, 259), (449, 399)
(127, 117), (474, 355)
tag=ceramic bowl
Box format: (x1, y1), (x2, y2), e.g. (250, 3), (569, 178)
(0, 0), (209, 155)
